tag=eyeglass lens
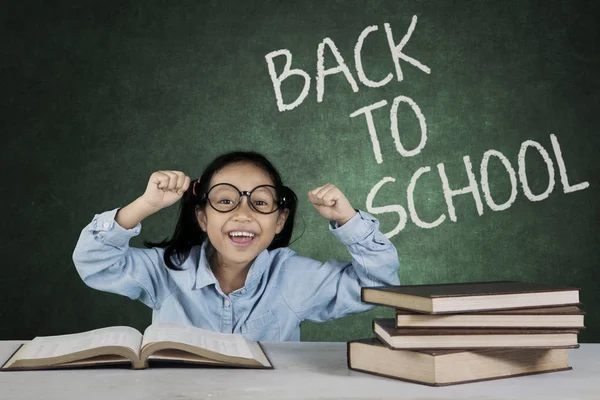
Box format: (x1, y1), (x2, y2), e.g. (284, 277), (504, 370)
(208, 184), (279, 213)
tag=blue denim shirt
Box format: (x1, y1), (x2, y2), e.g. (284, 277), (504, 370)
(72, 208), (400, 341)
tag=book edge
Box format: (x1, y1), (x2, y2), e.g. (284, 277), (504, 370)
(346, 342), (352, 370)
(373, 330), (580, 351)
(347, 364), (573, 386)
(385, 302), (582, 315)
(364, 281), (580, 298)
(0, 344), (24, 371)
(395, 306), (586, 316)
(375, 318), (582, 335)
(256, 342), (275, 370)
(1, 343), (139, 371)
(143, 341), (274, 370)
(349, 338), (467, 355)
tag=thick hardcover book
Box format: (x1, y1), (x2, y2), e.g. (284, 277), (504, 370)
(373, 319), (580, 349)
(361, 281), (579, 314)
(395, 306), (585, 328)
(1, 323), (272, 371)
(347, 338), (572, 386)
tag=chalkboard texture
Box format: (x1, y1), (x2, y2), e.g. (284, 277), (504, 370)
(1, 0), (598, 342)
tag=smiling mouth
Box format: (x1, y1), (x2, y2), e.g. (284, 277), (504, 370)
(227, 231), (257, 247)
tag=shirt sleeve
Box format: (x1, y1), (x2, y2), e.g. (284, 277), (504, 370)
(276, 210), (400, 322)
(71, 208), (176, 309)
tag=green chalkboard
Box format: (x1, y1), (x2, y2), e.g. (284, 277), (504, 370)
(1, 0), (598, 343)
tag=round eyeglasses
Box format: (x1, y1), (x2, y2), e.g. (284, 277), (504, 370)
(203, 183), (285, 214)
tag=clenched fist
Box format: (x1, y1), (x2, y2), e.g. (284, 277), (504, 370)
(308, 184), (357, 226)
(140, 171), (191, 211)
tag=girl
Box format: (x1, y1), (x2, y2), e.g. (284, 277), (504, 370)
(72, 151), (400, 341)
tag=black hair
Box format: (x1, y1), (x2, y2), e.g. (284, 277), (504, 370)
(144, 151), (299, 270)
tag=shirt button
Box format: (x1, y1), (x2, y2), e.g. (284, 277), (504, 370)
(224, 299), (231, 307)
(240, 289), (246, 294)
(103, 221), (110, 229)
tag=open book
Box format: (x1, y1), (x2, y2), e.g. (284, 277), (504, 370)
(1, 323), (272, 371)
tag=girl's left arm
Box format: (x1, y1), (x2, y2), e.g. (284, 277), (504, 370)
(277, 209), (400, 323)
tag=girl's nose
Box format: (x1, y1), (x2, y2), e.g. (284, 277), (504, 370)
(232, 196), (253, 220)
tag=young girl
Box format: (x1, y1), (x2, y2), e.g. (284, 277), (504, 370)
(72, 151), (400, 341)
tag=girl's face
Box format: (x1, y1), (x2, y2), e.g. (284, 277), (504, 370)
(196, 162), (289, 268)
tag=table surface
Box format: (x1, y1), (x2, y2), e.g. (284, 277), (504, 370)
(1, 341), (598, 400)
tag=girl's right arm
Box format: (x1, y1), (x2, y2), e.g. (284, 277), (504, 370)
(72, 171), (191, 309)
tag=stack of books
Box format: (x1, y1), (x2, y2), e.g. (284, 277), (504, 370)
(348, 281), (584, 386)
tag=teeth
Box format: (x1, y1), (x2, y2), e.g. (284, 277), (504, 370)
(229, 231), (255, 238)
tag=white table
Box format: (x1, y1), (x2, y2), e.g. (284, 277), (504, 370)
(1, 341), (598, 399)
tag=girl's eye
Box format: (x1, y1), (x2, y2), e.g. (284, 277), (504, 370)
(254, 200), (271, 208)
(219, 199), (234, 204)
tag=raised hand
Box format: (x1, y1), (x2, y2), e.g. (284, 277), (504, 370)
(308, 184), (357, 226)
(140, 171), (191, 212)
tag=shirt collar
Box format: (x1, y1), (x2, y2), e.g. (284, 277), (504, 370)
(192, 240), (271, 291)
(192, 241), (217, 290)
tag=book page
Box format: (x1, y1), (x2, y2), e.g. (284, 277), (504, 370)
(142, 323), (255, 360)
(17, 326), (143, 360)
(147, 349), (227, 364)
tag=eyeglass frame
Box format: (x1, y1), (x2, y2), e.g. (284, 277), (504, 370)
(197, 182), (286, 215)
